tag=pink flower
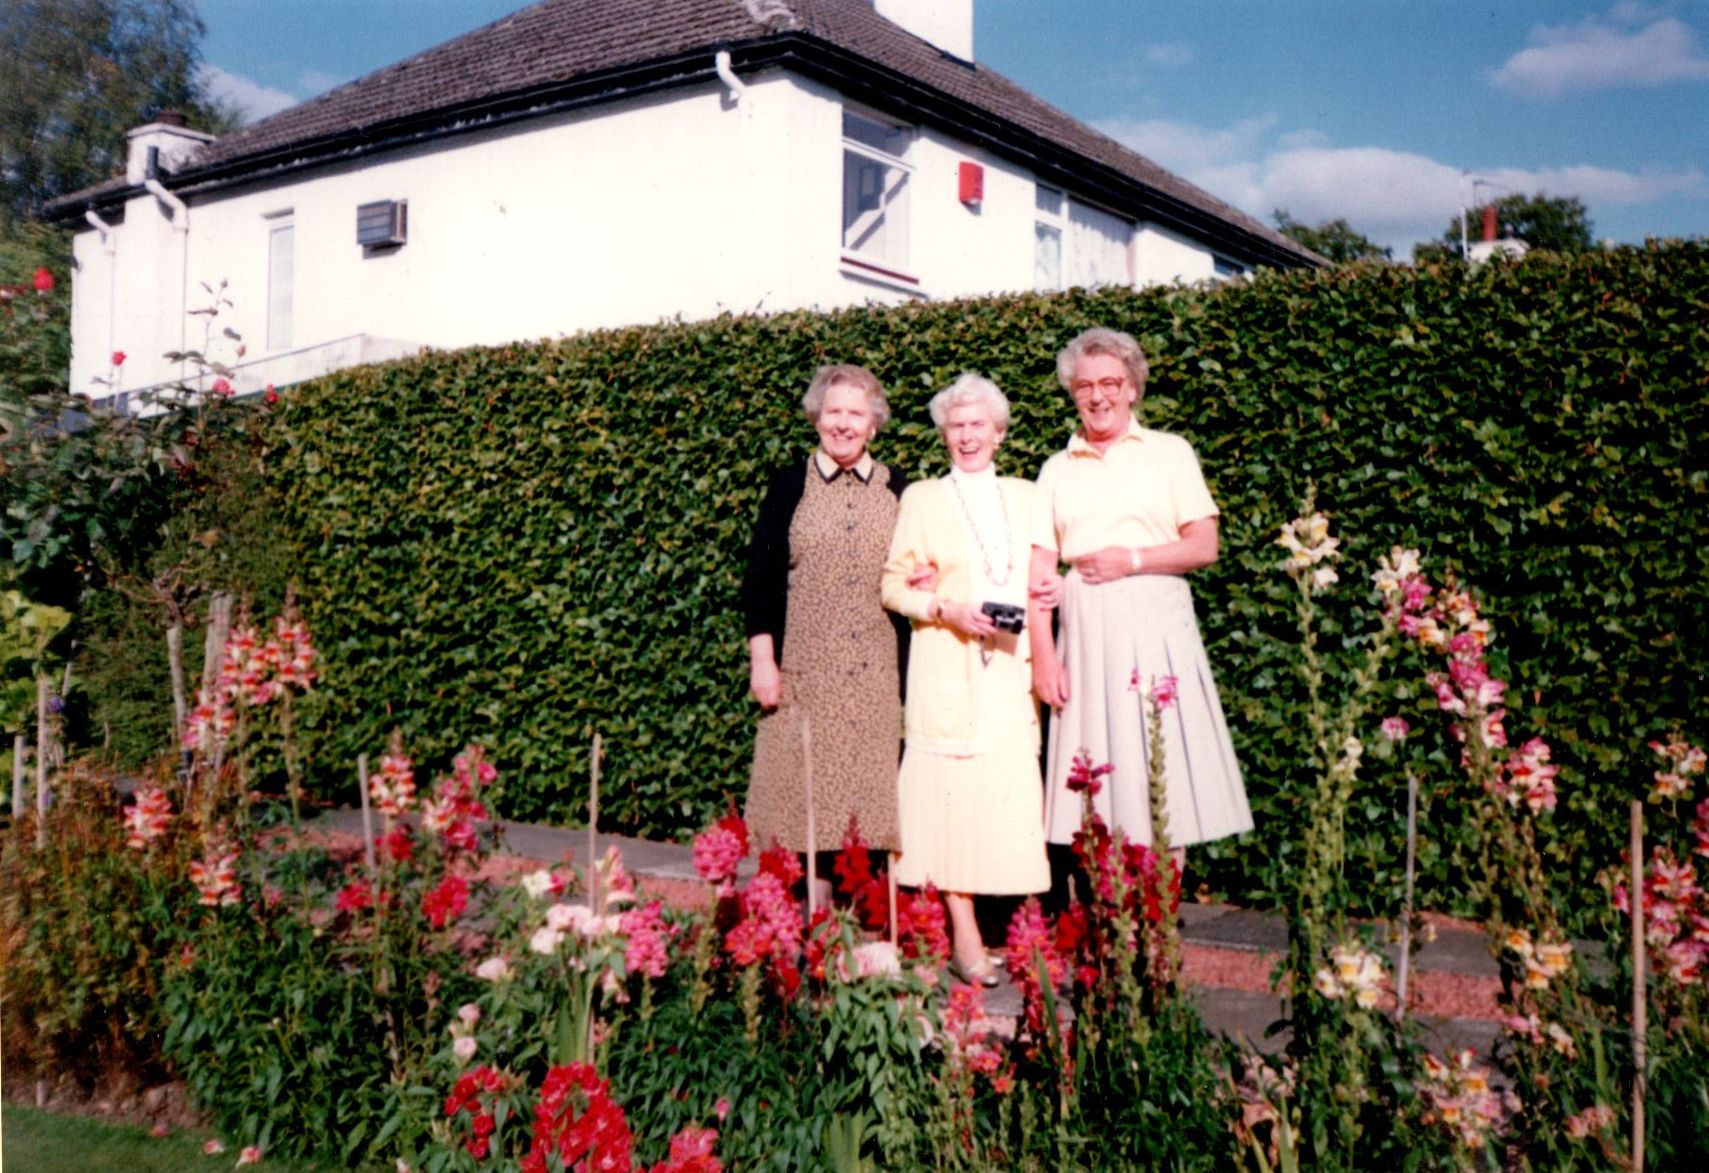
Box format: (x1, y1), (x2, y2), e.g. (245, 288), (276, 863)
(236, 1145), (263, 1166)
(112, 349), (127, 366)
(370, 750), (417, 816)
(1565, 1104), (1615, 1139)
(1379, 716), (1410, 742)
(151, 1123), (170, 1137)
(211, 377), (234, 396)
(1150, 675), (1179, 711)
(33, 266), (54, 293)
(335, 880), (375, 913)
(124, 786), (173, 849)
(621, 900), (676, 979)
(190, 848), (241, 907)
(203, 1138), (226, 1154)
(714, 1097), (730, 1122)
(693, 825), (746, 887)
(263, 384), (279, 405)
(648, 1125), (723, 1173)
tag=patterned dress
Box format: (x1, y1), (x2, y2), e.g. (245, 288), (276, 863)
(744, 458), (905, 853)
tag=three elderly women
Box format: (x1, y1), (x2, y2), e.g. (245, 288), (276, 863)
(741, 328), (1251, 972)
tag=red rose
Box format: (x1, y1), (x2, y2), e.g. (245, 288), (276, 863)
(33, 267), (54, 293)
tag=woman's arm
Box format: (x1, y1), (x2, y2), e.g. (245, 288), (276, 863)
(741, 466), (804, 708)
(1070, 516), (1219, 584)
(1029, 545), (1068, 708)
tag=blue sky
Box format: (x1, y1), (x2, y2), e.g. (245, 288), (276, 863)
(199, 0), (1709, 255)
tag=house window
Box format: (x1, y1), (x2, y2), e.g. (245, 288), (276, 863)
(266, 213), (294, 351)
(841, 110), (913, 277)
(1034, 185), (1065, 291)
(1213, 255), (1246, 279)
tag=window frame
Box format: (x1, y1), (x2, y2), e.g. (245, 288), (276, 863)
(840, 108), (918, 286)
(265, 209), (294, 353)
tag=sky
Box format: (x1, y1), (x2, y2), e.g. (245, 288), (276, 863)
(197, 0), (1709, 255)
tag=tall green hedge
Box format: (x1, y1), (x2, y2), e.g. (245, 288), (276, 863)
(246, 244), (1707, 911)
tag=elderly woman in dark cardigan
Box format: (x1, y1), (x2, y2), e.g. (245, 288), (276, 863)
(741, 364), (914, 909)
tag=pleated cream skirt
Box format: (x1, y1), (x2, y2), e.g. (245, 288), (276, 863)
(1042, 573), (1252, 848)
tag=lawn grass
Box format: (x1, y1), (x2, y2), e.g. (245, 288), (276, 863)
(0, 1102), (333, 1171)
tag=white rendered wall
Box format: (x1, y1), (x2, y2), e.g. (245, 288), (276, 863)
(68, 69), (1233, 401)
(1133, 222), (1220, 286)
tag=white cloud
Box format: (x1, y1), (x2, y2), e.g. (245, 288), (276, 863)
(200, 64), (299, 124)
(296, 69), (352, 98)
(1143, 42), (1195, 68)
(1489, 10), (1709, 98)
(1094, 114), (1705, 254)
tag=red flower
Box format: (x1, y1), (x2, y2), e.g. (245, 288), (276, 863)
(380, 826), (415, 863)
(757, 844), (803, 888)
(716, 808), (750, 857)
(111, 349), (127, 366)
(335, 879), (374, 913)
(1066, 750), (1112, 797)
(33, 267), (54, 293)
(833, 823), (890, 932)
(211, 377), (233, 396)
(263, 383), (278, 404)
(423, 874), (470, 928)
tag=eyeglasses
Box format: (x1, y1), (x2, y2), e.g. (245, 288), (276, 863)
(1070, 376), (1129, 399)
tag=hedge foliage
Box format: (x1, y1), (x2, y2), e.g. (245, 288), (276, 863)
(145, 244), (1709, 912)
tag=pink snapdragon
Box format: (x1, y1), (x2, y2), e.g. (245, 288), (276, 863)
(123, 786), (173, 849)
(370, 750), (417, 816)
(723, 872), (801, 970)
(1499, 738), (1559, 813)
(1565, 1104), (1616, 1140)
(693, 825), (746, 891)
(190, 847), (241, 906)
(646, 1125), (723, 1173)
(1065, 749), (1111, 798)
(1417, 1049), (1509, 1151)
(621, 900), (675, 979)
(1005, 898), (1068, 1037)
(1150, 675), (1179, 711)
(1650, 736), (1706, 801)
(1379, 716), (1411, 742)
(422, 874), (470, 929)
(422, 744), (496, 854)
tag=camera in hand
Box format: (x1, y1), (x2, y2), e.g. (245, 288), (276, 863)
(980, 601), (1025, 634)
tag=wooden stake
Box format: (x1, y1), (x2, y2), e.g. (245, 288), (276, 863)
(803, 718), (817, 919)
(11, 733), (24, 819)
(1396, 772), (1419, 1021)
(167, 623), (187, 748)
(1631, 800), (1647, 1171)
(888, 853), (899, 946)
(34, 674), (49, 849)
(589, 733), (603, 915)
(357, 753), (376, 876)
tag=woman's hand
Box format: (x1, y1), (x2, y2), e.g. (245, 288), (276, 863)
(906, 560), (939, 593)
(939, 599), (997, 639)
(749, 658), (781, 710)
(1033, 652), (1070, 709)
(1029, 566), (1063, 611)
(1073, 546), (1136, 585)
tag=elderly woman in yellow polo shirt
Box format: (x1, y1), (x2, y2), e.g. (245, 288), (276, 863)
(1028, 327), (1251, 857)
(883, 373), (1050, 986)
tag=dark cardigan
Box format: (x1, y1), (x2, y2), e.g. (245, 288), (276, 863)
(740, 457), (911, 681)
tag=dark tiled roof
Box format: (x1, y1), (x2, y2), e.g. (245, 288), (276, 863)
(48, 0), (1317, 265)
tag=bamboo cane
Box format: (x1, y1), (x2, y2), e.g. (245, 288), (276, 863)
(803, 718), (817, 919)
(358, 753), (376, 876)
(589, 733), (603, 915)
(11, 733), (24, 819)
(1396, 772), (1419, 1021)
(1631, 800), (1646, 1170)
(167, 623), (187, 744)
(34, 674), (49, 848)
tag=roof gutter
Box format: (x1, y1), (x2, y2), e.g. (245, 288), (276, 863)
(143, 177), (189, 230)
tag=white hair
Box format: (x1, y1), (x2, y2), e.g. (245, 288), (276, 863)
(927, 372), (1011, 432)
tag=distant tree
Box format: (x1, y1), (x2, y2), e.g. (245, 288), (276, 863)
(1414, 192), (1595, 263)
(0, 0), (237, 230)
(1274, 210), (1392, 264)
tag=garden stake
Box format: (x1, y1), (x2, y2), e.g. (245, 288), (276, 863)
(888, 855), (898, 945)
(10, 733), (23, 819)
(1630, 800), (1646, 1170)
(803, 717), (818, 919)
(166, 622), (187, 744)
(1395, 771), (1419, 1020)
(589, 733), (603, 915)
(357, 753), (376, 876)
(34, 673), (49, 848)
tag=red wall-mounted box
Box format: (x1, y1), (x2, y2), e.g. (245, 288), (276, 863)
(958, 161), (984, 205)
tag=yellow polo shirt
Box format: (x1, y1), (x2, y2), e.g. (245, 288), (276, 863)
(1030, 418), (1219, 561)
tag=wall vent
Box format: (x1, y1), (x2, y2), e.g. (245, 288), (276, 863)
(356, 200), (407, 248)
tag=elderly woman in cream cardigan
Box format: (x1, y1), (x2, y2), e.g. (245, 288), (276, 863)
(881, 373), (1052, 987)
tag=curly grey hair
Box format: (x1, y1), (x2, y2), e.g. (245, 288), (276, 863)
(927, 372), (1011, 433)
(1055, 327), (1150, 397)
(801, 363), (890, 431)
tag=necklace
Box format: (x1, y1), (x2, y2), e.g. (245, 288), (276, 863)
(948, 473), (1013, 587)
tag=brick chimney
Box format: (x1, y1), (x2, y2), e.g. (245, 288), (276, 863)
(126, 116), (215, 183)
(1481, 205), (1498, 242)
(874, 0), (973, 62)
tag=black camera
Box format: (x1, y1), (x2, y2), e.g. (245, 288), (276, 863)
(980, 601), (1025, 634)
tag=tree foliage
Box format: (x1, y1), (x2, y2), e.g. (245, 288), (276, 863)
(1416, 191), (1596, 262)
(0, 0), (235, 228)
(1274, 210), (1391, 264)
